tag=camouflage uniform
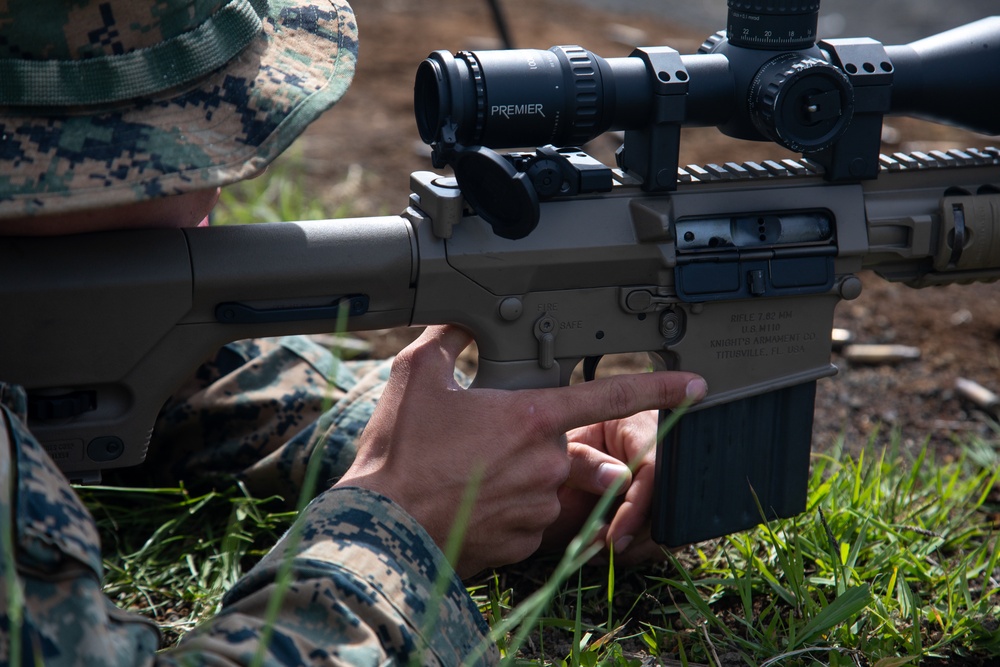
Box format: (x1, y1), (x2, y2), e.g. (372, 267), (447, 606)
(0, 0), (361, 218)
(1, 337), (500, 665)
(139, 336), (391, 502)
(0, 0), (500, 662)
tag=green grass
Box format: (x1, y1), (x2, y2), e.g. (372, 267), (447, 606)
(475, 438), (1000, 666)
(78, 482), (295, 645)
(638, 439), (1000, 666)
(212, 146), (358, 225)
(78, 436), (1000, 665)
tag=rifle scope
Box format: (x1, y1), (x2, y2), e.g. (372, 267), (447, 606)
(414, 8), (1000, 154)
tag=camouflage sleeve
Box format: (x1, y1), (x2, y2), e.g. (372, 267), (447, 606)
(1, 397), (163, 666)
(2, 393), (500, 666)
(141, 336), (501, 662)
(162, 487), (501, 665)
(137, 335), (392, 505)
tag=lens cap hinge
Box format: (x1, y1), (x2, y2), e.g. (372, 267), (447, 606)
(450, 144), (614, 240)
(453, 146), (541, 240)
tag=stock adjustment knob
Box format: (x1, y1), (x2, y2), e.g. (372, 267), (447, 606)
(749, 54), (854, 153)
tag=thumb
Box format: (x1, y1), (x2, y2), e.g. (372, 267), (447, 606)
(564, 440), (632, 496)
(401, 325), (473, 385)
(417, 325), (474, 360)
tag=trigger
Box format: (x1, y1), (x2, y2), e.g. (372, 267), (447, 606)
(583, 356), (602, 382)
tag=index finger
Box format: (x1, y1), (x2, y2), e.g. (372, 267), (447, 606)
(539, 371), (707, 434)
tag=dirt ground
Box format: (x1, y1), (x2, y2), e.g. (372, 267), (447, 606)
(296, 0), (1000, 458)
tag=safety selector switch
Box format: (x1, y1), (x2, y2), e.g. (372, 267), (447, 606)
(534, 315), (558, 369)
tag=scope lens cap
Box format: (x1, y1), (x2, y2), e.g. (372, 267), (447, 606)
(453, 146), (540, 240)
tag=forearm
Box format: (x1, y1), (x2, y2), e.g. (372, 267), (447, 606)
(162, 487), (498, 665)
(4, 383), (495, 667)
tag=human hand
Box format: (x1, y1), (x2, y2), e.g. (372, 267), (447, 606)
(538, 410), (688, 565)
(335, 325), (706, 578)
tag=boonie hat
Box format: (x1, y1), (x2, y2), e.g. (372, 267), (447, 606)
(0, 0), (358, 219)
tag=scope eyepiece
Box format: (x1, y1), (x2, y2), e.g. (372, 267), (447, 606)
(726, 0), (821, 50)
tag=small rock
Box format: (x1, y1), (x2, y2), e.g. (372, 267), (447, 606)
(843, 344), (921, 364)
(955, 377), (999, 411)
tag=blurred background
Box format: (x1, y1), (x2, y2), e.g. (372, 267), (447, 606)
(574, 0), (996, 45)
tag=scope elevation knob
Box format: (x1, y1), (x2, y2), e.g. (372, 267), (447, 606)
(749, 54), (854, 153)
(727, 0), (821, 50)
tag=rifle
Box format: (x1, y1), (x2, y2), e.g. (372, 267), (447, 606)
(3, 1), (999, 546)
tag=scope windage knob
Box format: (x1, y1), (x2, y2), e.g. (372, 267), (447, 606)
(727, 0), (821, 50)
(749, 54), (854, 152)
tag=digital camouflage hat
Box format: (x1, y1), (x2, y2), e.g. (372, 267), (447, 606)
(0, 0), (358, 219)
